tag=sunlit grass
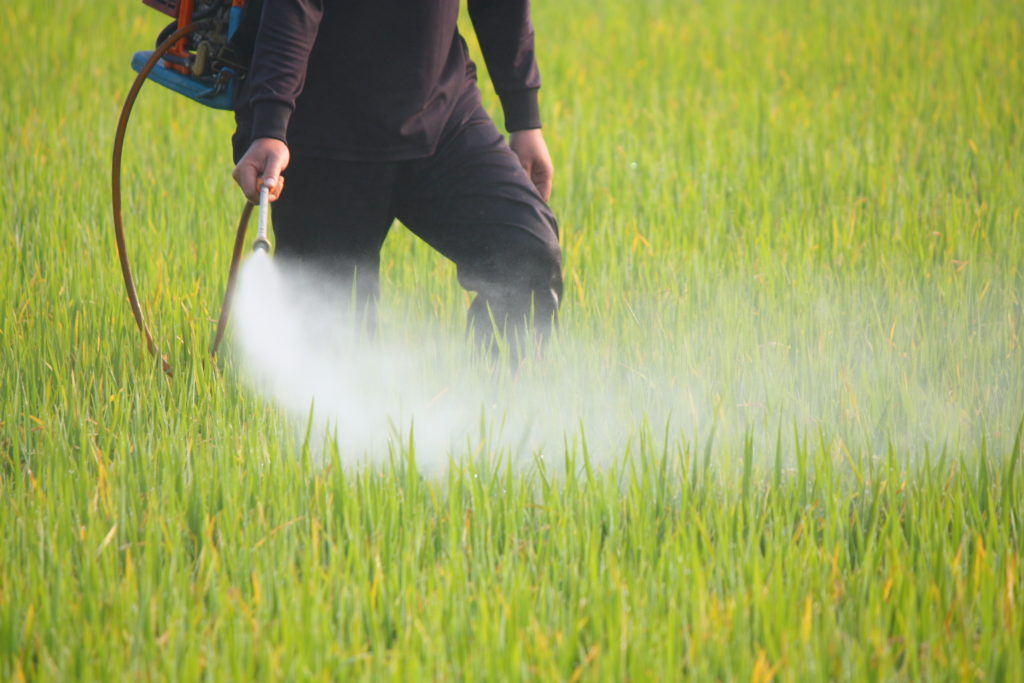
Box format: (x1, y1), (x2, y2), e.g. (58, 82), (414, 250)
(2, 0), (1022, 679)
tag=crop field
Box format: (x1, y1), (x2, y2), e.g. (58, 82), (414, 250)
(2, 0), (1023, 679)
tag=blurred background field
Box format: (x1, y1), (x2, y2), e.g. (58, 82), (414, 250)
(2, 0), (1022, 679)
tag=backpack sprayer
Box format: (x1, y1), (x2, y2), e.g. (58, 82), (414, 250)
(111, 0), (265, 374)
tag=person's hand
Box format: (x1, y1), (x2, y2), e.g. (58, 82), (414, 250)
(232, 137), (290, 203)
(509, 128), (553, 202)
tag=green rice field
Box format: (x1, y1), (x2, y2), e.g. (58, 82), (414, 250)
(2, 0), (1022, 679)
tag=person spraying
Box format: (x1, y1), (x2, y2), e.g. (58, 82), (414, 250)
(231, 0), (563, 356)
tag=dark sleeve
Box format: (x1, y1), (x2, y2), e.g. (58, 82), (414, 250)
(467, 0), (542, 131)
(247, 0), (324, 143)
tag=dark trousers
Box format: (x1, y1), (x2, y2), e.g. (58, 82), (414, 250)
(271, 101), (562, 354)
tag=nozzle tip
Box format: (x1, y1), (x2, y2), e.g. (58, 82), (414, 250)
(252, 238), (271, 253)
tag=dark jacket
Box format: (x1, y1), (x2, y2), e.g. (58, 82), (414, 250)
(233, 0), (542, 162)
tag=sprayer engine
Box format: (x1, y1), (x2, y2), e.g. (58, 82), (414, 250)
(133, 0), (252, 110)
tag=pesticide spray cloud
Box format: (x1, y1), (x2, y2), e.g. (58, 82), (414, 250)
(231, 253), (672, 471)
(232, 253), (1023, 472)
(234, 252), (476, 468)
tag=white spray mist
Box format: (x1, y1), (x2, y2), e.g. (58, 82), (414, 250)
(231, 254), (1023, 472)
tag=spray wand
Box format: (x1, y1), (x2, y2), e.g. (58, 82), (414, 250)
(252, 184), (272, 253)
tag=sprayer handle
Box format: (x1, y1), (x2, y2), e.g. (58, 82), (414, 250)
(257, 186), (269, 240)
(252, 185), (272, 253)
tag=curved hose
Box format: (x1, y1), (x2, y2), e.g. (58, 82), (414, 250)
(210, 202), (254, 357)
(112, 20), (253, 375)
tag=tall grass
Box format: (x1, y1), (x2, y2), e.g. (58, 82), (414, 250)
(2, 0), (1022, 678)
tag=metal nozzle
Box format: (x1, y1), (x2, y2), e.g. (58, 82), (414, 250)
(252, 184), (272, 253)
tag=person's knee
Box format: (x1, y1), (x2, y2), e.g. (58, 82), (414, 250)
(454, 202), (562, 308)
(487, 233), (561, 328)
(516, 232), (562, 291)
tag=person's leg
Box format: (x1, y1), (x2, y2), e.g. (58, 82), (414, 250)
(271, 155), (399, 333)
(393, 104), (562, 358)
